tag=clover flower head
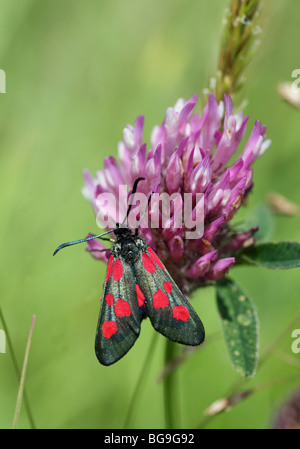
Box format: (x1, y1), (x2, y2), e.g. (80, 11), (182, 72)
(83, 93), (271, 293)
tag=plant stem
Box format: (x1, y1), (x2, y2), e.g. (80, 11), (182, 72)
(12, 314), (36, 429)
(164, 339), (180, 429)
(123, 332), (158, 428)
(0, 307), (36, 429)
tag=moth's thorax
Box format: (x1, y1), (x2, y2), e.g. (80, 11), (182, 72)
(112, 232), (147, 263)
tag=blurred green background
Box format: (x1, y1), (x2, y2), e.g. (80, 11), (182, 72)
(1, 0), (300, 429)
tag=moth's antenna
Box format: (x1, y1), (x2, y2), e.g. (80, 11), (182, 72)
(53, 229), (115, 256)
(54, 178), (146, 256)
(121, 177), (145, 226)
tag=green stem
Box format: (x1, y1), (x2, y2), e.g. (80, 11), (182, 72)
(164, 339), (180, 429)
(123, 332), (158, 428)
(12, 314), (36, 429)
(0, 307), (36, 429)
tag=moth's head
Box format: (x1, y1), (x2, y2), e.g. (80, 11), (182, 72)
(113, 225), (134, 240)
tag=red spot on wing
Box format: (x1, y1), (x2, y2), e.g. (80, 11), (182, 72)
(136, 284), (145, 307)
(115, 299), (131, 317)
(172, 305), (190, 322)
(102, 320), (117, 339)
(142, 252), (156, 273)
(164, 281), (173, 293)
(105, 293), (114, 306)
(106, 255), (114, 282)
(147, 247), (165, 270)
(112, 258), (123, 281)
(153, 289), (169, 309)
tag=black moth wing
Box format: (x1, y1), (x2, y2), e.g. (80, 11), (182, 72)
(135, 244), (205, 346)
(95, 254), (141, 366)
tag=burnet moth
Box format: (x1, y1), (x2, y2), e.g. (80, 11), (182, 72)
(54, 178), (205, 365)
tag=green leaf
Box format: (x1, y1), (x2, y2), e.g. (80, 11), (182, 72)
(239, 241), (300, 269)
(216, 277), (258, 378)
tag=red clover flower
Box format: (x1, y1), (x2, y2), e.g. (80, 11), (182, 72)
(83, 93), (270, 294)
